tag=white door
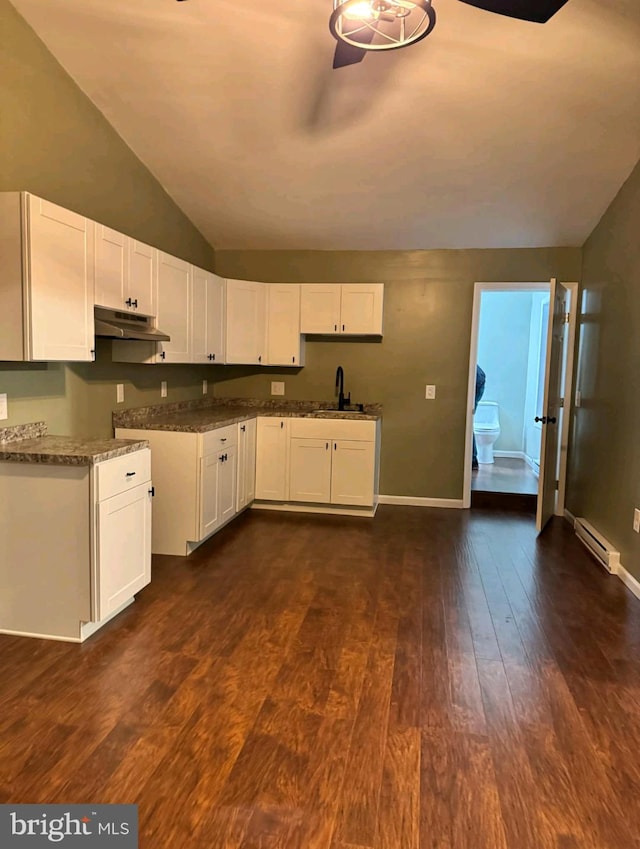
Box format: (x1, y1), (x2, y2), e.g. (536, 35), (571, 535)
(127, 239), (156, 316)
(200, 453), (220, 538)
(219, 444), (238, 524)
(289, 438), (332, 503)
(94, 224), (127, 311)
(225, 279), (266, 364)
(300, 284), (341, 334)
(192, 268), (225, 364)
(156, 252), (191, 363)
(27, 196), (95, 361)
(340, 284), (384, 335)
(536, 278), (566, 533)
(255, 418), (289, 500)
(96, 482), (152, 620)
(331, 440), (375, 506)
(267, 284), (301, 366)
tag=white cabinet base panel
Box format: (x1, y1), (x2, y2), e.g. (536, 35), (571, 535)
(251, 501), (378, 518)
(0, 598), (136, 644)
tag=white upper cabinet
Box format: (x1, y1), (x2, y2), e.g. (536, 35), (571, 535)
(128, 239), (156, 316)
(191, 268), (225, 364)
(225, 279), (266, 365)
(25, 195), (95, 362)
(94, 225), (126, 312)
(155, 252), (191, 363)
(299, 284), (342, 334)
(94, 228), (156, 316)
(266, 284), (303, 366)
(340, 284), (384, 335)
(300, 283), (384, 335)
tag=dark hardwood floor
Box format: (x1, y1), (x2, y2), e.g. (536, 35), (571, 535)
(2, 507), (640, 848)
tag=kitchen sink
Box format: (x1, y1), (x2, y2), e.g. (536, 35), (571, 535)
(308, 405), (368, 416)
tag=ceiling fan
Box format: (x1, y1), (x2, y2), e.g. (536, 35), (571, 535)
(329, 0), (571, 68)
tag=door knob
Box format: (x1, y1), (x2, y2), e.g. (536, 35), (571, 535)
(534, 416), (546, 423)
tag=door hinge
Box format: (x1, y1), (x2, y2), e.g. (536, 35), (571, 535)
(558, 398), (564, 408)
(563, 311), (570, 324)
(554, 480), (559, 491)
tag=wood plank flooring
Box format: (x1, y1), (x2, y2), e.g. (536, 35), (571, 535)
(2, 507), (640, 848)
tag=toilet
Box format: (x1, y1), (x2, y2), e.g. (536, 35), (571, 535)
(473, 401), (501, 464)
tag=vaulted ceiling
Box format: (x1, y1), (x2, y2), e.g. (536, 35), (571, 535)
(10, 0), (640, 250)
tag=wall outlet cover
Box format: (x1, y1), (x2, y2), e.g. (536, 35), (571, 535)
(161, 381), (168, 398)
(0, 393), (7, 421)
(271, 381), (285, 396)
(116, 384), (124, 404)
(425, 384), (436, 400)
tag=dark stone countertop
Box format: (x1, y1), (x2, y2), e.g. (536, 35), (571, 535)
(0, 423), (149, 466)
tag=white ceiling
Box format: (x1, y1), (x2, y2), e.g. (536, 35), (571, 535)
(10, 0), (640, 250)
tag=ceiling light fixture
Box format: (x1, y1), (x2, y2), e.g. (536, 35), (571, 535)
(329, 0), (436, 55)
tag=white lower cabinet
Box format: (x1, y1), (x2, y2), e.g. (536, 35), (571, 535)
(116, 422), (250, 556)
(237, 418), (257, 512)
(255, 418), (290, 501)
(0, 448), (152, 642)
(256, 417), (380, 511)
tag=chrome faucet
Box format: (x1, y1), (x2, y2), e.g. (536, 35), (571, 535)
(335, 366), (351, 411)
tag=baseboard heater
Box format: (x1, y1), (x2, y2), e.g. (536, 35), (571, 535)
(574, 518), (621, 574)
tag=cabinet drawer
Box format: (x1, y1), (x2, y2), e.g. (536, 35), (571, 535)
(289, 417), (376, 441)
(202, 423), (238, 455)
(95, 448), (151, 501)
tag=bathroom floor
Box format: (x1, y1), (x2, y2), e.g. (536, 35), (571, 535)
(472, 457), (539, 495)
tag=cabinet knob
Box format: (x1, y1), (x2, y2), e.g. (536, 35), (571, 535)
(221, 437), (227, 442)
(90, 349), (96, 361)
(125, 298), (133, 307)
(148, 486), (155, 496)
(292, 356), (295, 363)
(334, 324), (337, 332)
(160, 351), (166, 360)
(258, 355), (262, 363)
(326, 442), (329, 450)
(241, 425), (246, 432)
(132, 298), (138, 309)
(280, 421), (283, 429)
(212, 353), (216, 361)
(126, 471), (136, 477)
(342, 324), (345, 331)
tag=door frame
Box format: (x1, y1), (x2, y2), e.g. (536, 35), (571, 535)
(463, 281), (577, 511)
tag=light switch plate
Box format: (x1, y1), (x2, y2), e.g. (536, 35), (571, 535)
(203, 379), (208, 395)
(116, 384), (124, 404)
(425, 385), (436, 400)
(271, 381), (285, 396)
(161, 381), (167, 398)
(0, 393), (7, 420)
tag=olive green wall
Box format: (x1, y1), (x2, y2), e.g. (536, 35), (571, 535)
(566, 158), (640, 580)
(214, 249), (582, 499)
(0, 0), (215, 437)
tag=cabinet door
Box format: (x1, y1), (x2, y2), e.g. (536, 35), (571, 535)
(192, 267), (225, 364)
(156, 252), (191, 363)
(94, 224), (127, 311)
(219, 444), (237, 524)
(225, 279), (266, 364)
(267, 284), (302, 366)
(289, 438), (332, 503)
(245, 418), (257, 505)
(199, 452), (220, 538)
(26, 196), (95, 361)
(236, 425), (247, 512)
(340, 284), (384, 335)
(128, 239), (156, 316)
(255, 418), (289, 500)
(330, 440), (375, 506)
(300, 284), (341, 334)
(96, 482), (152, 620)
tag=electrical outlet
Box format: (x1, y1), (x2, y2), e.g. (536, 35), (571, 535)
(425, 384), (436, 400)
(271, 381), (285, 396)
(161, 381), (167, 398)
(202, 379), (208, 395)
(633, 509), (640, 533)
(116, 384), (124, 404)
(0, 393), (7, 421)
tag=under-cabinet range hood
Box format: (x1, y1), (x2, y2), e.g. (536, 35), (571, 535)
(94, 307), (171, 342)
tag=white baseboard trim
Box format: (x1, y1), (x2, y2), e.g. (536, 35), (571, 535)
(493, 450), (525, 460)
(564, 508), (576, 526)
(378, 495), (465, 509)
(524, 454), (540, 475)
(617, 562), (640, 602)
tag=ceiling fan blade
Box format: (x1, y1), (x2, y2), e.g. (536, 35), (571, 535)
(457, 0), (570, 23)
(332, 20), (378, 69)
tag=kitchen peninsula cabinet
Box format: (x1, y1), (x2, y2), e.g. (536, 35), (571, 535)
(0, 438), (151, 642)
(0, 192), (95, 362)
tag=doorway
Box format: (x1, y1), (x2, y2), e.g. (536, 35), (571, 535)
(463, 280), (578, 530)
